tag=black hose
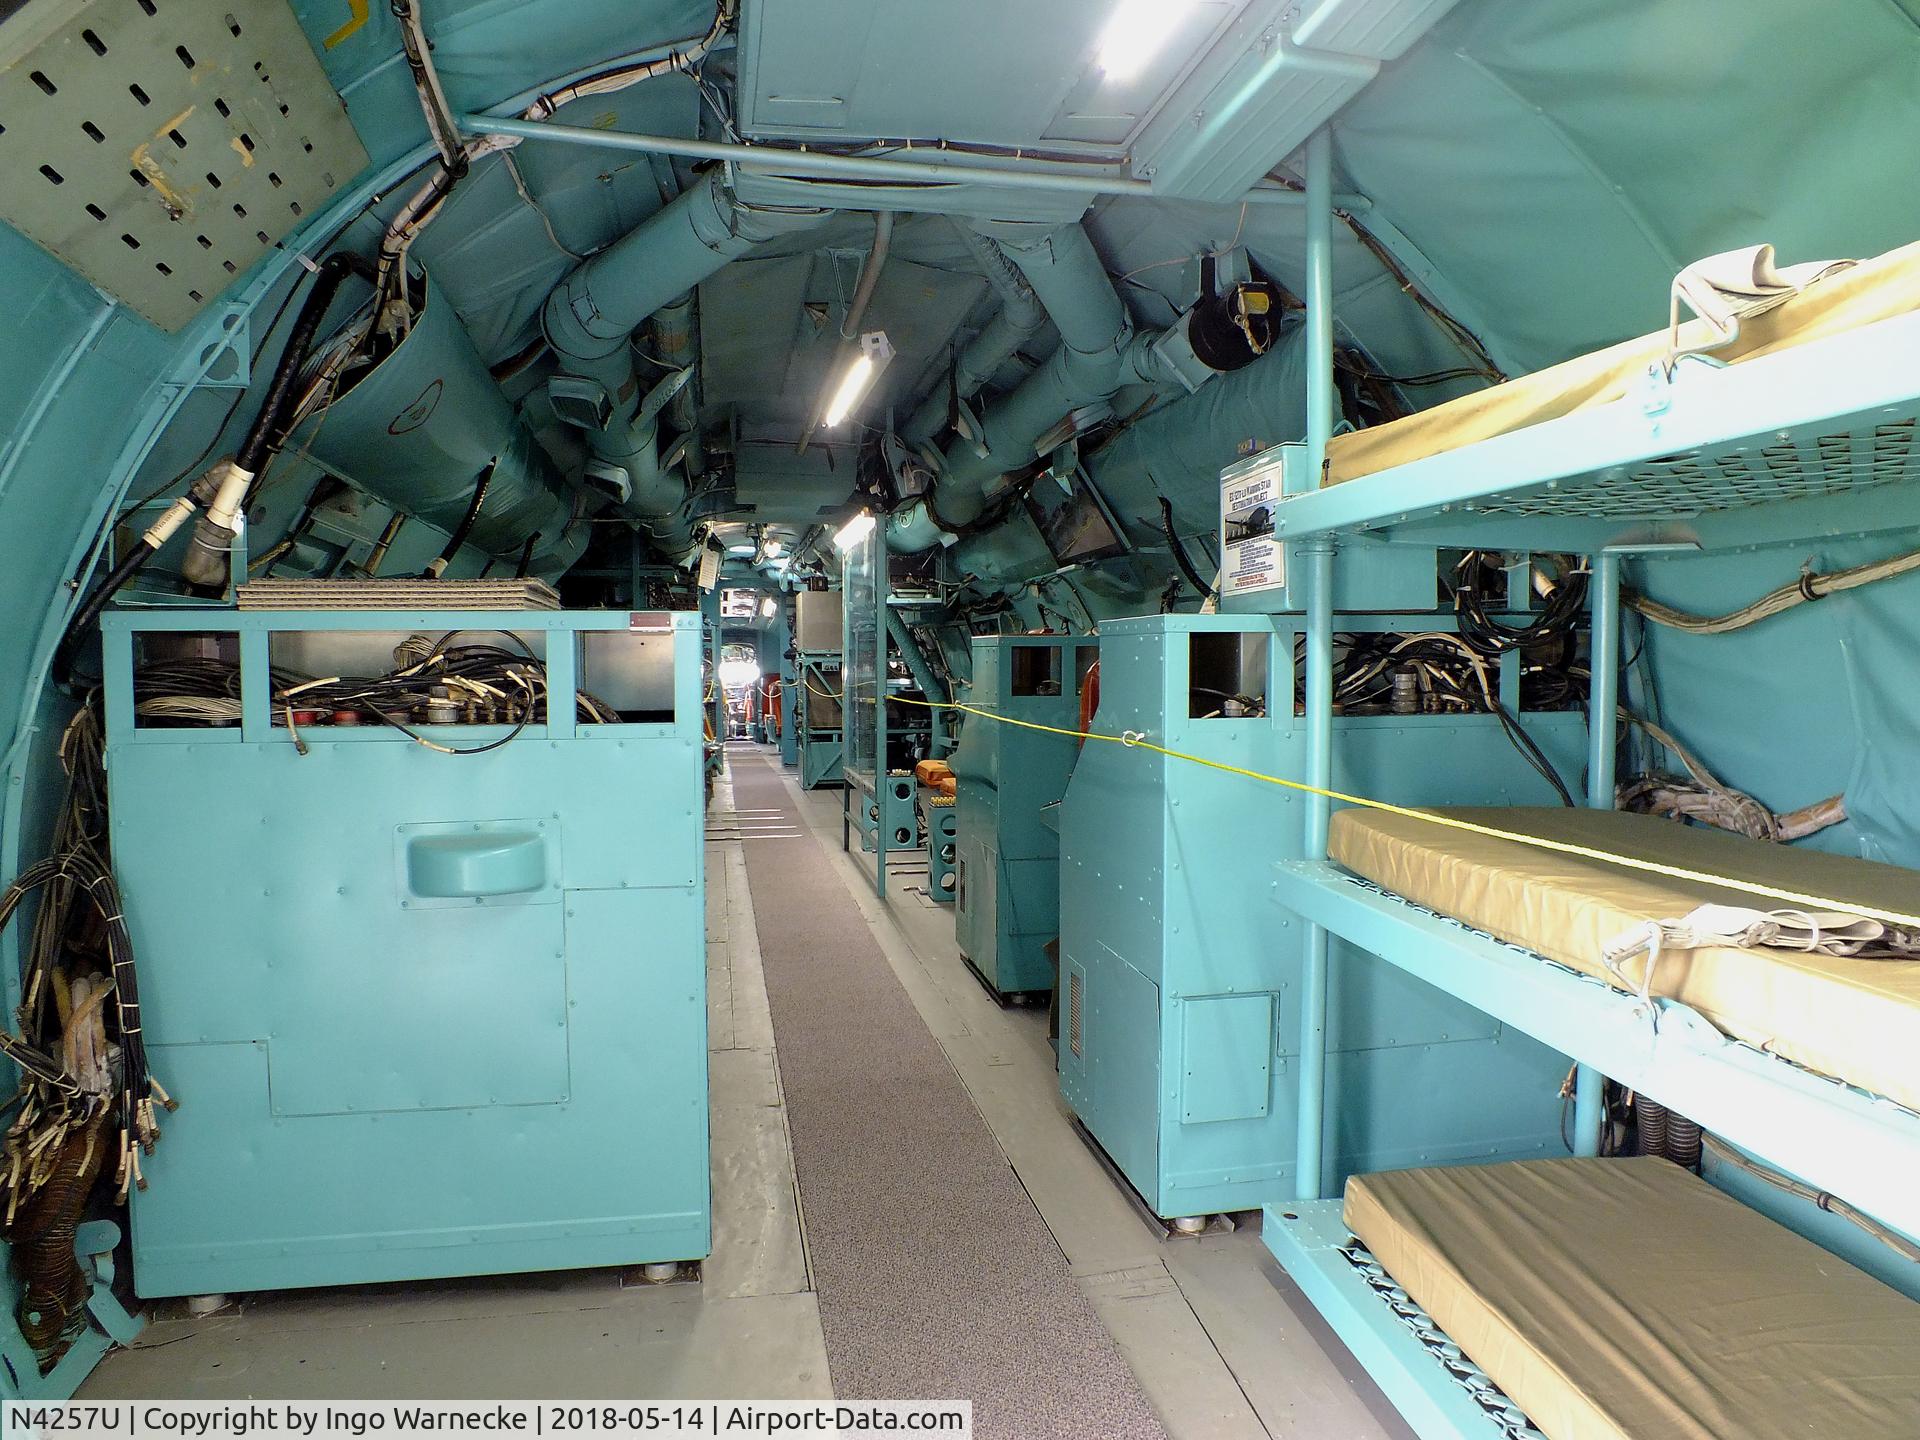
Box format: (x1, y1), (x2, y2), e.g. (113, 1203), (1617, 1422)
(423, 460), (495, 577)
(237, 252), (376, 483)
(52, 254), (374, 685)
(53, 544), (155, 686)
(1159, 496), (1217, 605)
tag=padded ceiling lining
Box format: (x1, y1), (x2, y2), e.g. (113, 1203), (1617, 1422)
(1332, 0), (1920, 372)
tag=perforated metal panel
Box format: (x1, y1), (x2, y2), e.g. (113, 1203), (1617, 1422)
(0, 0), (368, 331)
(1480, 418), (1918, 519)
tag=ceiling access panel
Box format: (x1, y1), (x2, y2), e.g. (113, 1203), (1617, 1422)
(1129, 0), (1463, 203)
(1130, 16), (1377, 202)
(1291, 0), (1464, 60)
(736, 0), (1251, 155)
(0, 0), (369, 332)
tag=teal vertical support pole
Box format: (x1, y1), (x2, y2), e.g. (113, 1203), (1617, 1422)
(1586, 551), (1621, 808)
(1572, 549), (1623, 1157)
(701, 585), (724, 743)
(240, 626), (273, 744)
(873, 531), (890, 899)
(544, 618), (577, 740)
(1295, 128), (1337, 1203)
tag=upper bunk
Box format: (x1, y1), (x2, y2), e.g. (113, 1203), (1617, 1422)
(1269, 239), (1920, 553)
(1274, 804), (1920, 1239)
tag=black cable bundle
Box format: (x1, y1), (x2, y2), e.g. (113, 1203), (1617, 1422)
(137, 631), (621, 756)
(1452, 551), (1589, 658)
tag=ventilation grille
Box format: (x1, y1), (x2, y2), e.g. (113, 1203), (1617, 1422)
(1477, 419), (1918, 519)
(1067, 966), (1083, 1059)
(0, 0), (369, 331)
(236, 579), (562, 611)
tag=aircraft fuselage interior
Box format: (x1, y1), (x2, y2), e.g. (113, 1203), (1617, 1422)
(3, 2), (1919, 1437)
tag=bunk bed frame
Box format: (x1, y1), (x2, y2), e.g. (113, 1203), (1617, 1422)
(1263, 134), (1920, 1440)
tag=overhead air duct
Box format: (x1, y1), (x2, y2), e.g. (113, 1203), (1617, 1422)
(294, 272), (585, 578)
(900, 226), (1047, 445)
(888, 221), (1277, 551)
(541, 171), (829, 553)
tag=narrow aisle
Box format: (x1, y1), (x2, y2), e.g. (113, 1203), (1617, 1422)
(730, 755), (1166, 1439)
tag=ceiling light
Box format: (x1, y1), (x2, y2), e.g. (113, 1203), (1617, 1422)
(727, 543), (755, 556)
(761, 538), (783, 559)
(833, 511), (876, 552)
(1097, 0), (1191, 79)
(822, 331), (895, 428)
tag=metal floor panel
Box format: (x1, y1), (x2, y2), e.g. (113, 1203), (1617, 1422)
(781, 754), (1414, 1440)
(80, 1289), (832, 1400)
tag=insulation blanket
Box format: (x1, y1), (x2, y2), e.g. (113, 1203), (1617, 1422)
(1323, 238), (1920, 484)
(1328, 806), (1920, 1111)
(1343, 1157), (1920, 1440)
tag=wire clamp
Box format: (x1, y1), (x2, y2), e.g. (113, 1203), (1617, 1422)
(1120, 729), (1147, 747)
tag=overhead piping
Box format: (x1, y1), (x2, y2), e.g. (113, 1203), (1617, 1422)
(461, 115), (1372, 210)
(521, 0), (735, 120)
(540, 171), (829, 553)
(903, 226), (1047, 444)
(888, 220), (1270, 551)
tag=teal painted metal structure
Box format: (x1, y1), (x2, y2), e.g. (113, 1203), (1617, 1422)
(839, 526), (906, 897)
(1263, 309), (1920, 557)
(1265, 858), (1920, 1239)
(1261, 1203), (1516, 1440)
(796, 650), (845, 789)
(778, 637), (802, 769)
(920, 792), (959, 904)
(1254, 134), (1920, 1438)
(1058, 612), (1584, 1222)
(99, 608), (710, 1297)
(951, 635), (1095, 1002)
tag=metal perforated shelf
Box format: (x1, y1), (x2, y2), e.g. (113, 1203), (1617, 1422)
(1, 0), (368, 331)
(1271, 308), (1920, 552)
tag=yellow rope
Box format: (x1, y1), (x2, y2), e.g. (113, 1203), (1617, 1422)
(860, 690), (1920, 931)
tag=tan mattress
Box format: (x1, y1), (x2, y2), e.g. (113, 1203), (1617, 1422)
(1345, 1157), (1920, 1440)
(1325, 239), (1920, 485)
(1328, 807), (1920, 1112)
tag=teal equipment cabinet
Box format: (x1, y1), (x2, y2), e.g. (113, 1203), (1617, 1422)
(794, 590), (844, 788)
(953, 635), (1096, 1002)
(1059, 614), (1582, 1222)
(100, 608), (709, 1296)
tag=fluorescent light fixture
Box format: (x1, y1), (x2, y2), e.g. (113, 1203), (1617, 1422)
(833, 511), (876, 551)
(760, 597), (777, 618)
(822, 331), (895, 428)
(1097, 0), (1191, 78)
(727, 543), (755, 556)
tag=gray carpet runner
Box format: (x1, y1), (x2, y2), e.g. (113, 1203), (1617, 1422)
(729, 755), (1166, 1439)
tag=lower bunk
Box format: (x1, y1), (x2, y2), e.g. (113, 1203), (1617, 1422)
(1266, 1157), (1920, 1440)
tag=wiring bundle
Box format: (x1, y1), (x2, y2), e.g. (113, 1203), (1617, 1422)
(0, 697), (169, 1371)
(132, 631), (621, 756)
